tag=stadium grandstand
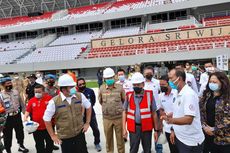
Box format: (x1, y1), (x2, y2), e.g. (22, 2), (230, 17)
(0, 0), (229, 78)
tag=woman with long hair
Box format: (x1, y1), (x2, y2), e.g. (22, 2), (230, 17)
(200, 71), (230, 153)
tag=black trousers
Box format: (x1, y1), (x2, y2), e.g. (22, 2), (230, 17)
(129, 125), (152, 153)
(33, 129), (53, 153)
(175, 137), (203, 153)
(61, 132), (88, 153)
(165, 132), (179, 153)
(203, 134), (230, 153)
(84, 115), (100, 145)
(3, 113), (24, 152)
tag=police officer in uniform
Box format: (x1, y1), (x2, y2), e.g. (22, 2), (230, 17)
(25, 74), (39, 101)
(43, 74), (92, 153)
(0, 76), (29, 153)
(45, 74), (59, 98)
(98, 68), (125, 153)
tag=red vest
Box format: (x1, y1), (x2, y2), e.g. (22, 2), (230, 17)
(126, 90), (154, 132)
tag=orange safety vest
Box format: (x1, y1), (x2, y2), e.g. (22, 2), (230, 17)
(126, 90), (154, 133)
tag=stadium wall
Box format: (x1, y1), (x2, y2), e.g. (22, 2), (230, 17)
(0, 48), (229, 73)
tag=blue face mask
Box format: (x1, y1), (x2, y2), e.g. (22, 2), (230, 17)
(70, 87), (77, 96)
(105, 79), (115, 86)
(192, 66), (198, 71)
(209, 83), (220, 92)
(168, 81), (177, 90)
(118, 75), (125, 82)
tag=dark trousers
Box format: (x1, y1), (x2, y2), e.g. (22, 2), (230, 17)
(61, 132), (88, 153)
(33, 129), (53, 153)
(3, 113), (24, 152)
(203, 134), (230, 153)
(129, 125), (152, 153)
(84, 115), (100, 145)
(175, 137), (203, 153)
(165, 132), (179, 153)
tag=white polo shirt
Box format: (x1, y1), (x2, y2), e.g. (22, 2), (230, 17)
(43, 92), (91, 122)
(186, 73), (198, 94)
(159, 89), (178, 133)
(116, 80), (133, 93)
(144, 79), (161, 110)
(199, 72), (209, 97)
(173, 85), (204, 146)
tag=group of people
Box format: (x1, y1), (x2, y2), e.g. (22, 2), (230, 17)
(0, 60), (228, 153)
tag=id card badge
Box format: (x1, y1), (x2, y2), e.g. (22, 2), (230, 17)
(5, 101), (11, 109)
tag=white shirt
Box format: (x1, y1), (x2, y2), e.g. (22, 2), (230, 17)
(159, 89), (178, 133)
(186, 73), (198, 94)
(116, 80), (133, 93)
(173, 85), (204, 146)
(144, 79), (161, 110)
(199, 72), (209, 97)
(43, 92), (91, 122)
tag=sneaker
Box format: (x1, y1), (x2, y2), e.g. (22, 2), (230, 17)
(95, 144), (102, 152)
(53, 145), (59, 150)
(18, 145), (29, 153)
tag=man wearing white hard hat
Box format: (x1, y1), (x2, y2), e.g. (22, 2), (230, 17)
(98, 68), (126, 153)
(43, 74), (92, 153)
(122, 72), (160, 153)
(24, 84), (53, 153)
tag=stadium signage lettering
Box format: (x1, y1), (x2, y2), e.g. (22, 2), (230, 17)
(92, 26), (230, 48)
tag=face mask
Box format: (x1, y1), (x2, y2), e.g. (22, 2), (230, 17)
(70, 87), (77, 96)
(14, 76), (19, 79)
(192, 66), (197, 71)
(168, 78), (179, 90)
(48, 82), (55, 86)
(145, 74), (153, 80)
(5, 85), (13, 91)
(78, 86), (86, 91)
(160, 86), (168, 93)
(209, 83), (220, 92)
(133, 87), (143, 94)
(118, 75), (125, 82)
(35, 93), (42, 99)
(105, 79), (115, 86)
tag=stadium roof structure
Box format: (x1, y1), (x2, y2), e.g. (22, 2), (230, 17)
(0, 0), (112, 19)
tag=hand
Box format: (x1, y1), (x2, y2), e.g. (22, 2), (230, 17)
(161, 112), (174, 124)
(154, 131), (158, 142)
(203, 126), (214, 136)
(170, 131), (175, 144)
(82, 123), (90, 133)
(123, 129), (128, 139)
(51, 134), (62, 145)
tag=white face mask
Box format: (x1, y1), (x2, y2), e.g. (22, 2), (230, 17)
(35, 93), (42, 99)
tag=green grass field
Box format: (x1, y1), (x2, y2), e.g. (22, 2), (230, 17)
(86, 80), (99, 88)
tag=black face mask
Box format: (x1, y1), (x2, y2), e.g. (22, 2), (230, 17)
(48, 82), (55, 86)
(5, 85), (13, 91)
(160, 86), (168, 93)
(133, 87), (143, 94)
(78, 86), (86, 91)
(145, 74), (153, 80)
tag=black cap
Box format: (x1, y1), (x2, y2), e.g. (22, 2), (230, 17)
(27, 74), (37, 79)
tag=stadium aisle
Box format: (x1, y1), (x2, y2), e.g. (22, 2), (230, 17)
(10, 88), (170, 153)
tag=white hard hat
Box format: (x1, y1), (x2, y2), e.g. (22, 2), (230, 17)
(103, 68), (115, 78)
(24, 121), (39, 133)
(58, 74), (76, 87)
(131, 72), (145, 84)
(157, 132), (167, 144)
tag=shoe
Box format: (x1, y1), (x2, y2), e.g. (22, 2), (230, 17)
(18, 145), (29, 153)
(53, 145), (59, 150)
(95, 144), (102, 152)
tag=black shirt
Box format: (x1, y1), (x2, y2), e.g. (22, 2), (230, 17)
(206, 95), (220, 127)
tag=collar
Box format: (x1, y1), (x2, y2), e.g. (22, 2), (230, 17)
(178, 84), (188, 96)
(134, 90), (144, 98)
(60, 92), (76, 102)
(105, 84), (116, 89)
